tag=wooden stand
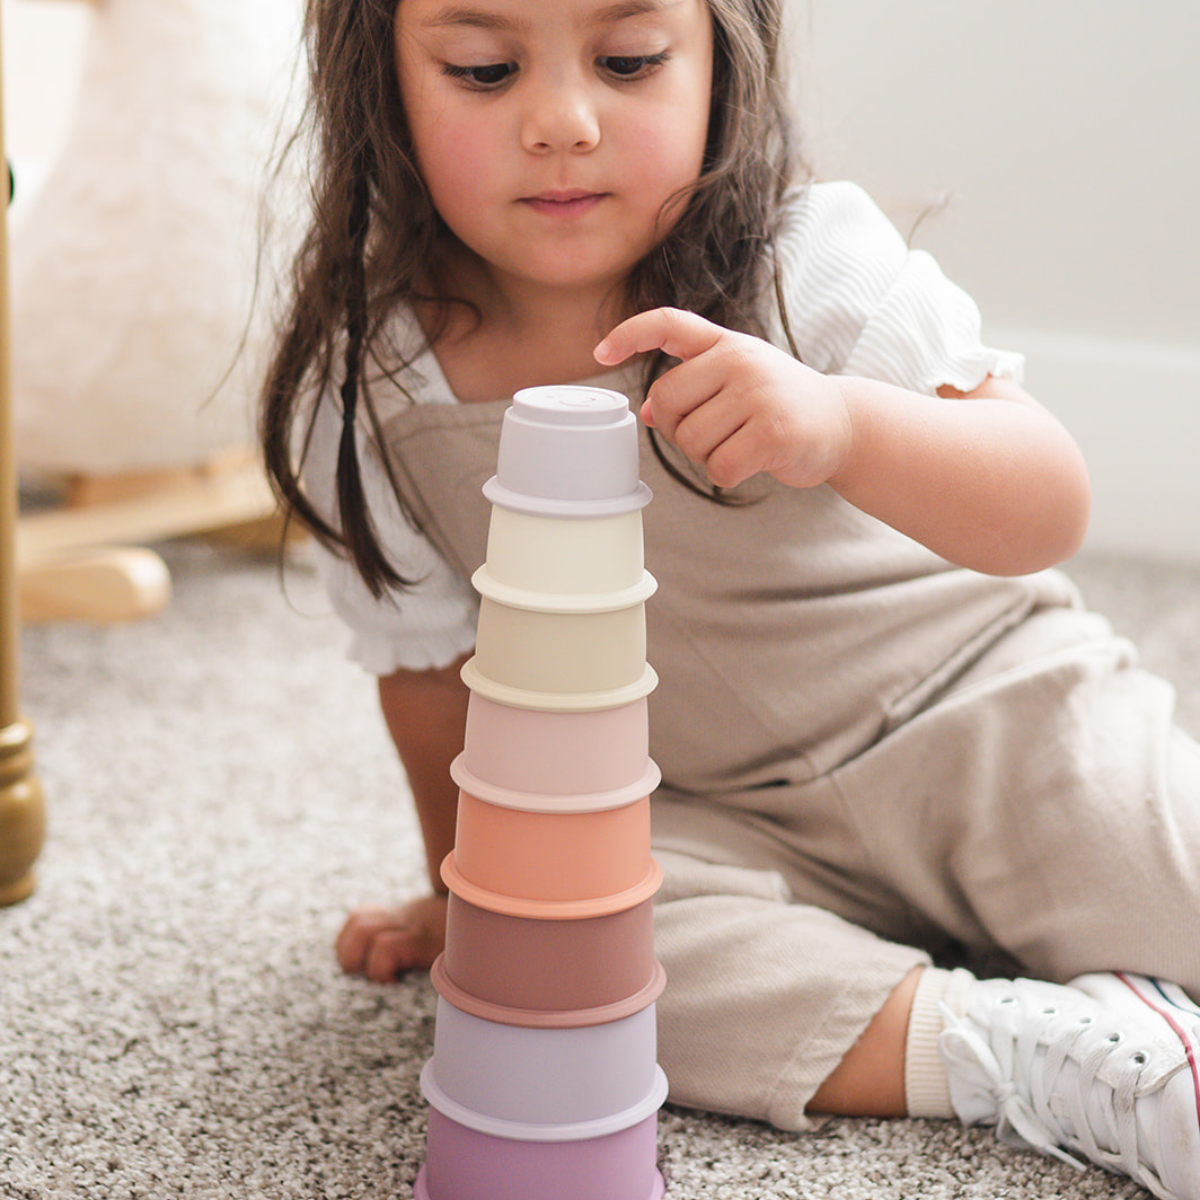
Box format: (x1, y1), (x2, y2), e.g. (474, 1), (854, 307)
(18, 456), (281, 624)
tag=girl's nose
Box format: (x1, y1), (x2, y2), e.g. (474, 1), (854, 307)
(521, 75), (600, 154)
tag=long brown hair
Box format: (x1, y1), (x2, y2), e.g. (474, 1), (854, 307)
(260, 0), (808, 597)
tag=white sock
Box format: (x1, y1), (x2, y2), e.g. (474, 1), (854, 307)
(904, 966), (975, 1119)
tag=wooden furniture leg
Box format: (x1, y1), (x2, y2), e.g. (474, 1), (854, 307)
(0, 6), (47, 905)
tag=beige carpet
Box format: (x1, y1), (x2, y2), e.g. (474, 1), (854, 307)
(4, 537), (1195, 1199)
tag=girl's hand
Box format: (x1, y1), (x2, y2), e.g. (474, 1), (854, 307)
(595, 307), (853, 491)
(335, 894), (448, 983)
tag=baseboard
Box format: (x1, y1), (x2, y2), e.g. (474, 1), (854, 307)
(988, 326), (1200, 566)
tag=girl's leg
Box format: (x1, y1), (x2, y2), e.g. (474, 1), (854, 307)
(650, 845), (929, 1130)
(806, 963), (922, 1117)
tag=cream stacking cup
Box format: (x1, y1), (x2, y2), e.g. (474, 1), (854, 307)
(417, 385), (667, 1200)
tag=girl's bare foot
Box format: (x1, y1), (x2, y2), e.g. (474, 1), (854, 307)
(336, 893), (448, 982)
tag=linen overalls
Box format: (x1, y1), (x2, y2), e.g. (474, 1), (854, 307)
(372, 391), (1200, 1131)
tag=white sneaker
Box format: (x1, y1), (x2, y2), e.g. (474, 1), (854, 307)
(938, 972), (1200, 1200)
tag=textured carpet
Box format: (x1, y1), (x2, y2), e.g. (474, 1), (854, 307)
(4, 538), (1198, 1200)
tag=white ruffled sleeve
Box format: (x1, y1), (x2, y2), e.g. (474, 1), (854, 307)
(302, 387), (479, 675)
(771, 182), (1025, 395)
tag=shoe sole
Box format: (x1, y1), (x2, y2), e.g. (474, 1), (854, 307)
(1116, 973), (1200, 1132)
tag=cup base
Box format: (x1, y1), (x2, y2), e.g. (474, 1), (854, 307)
(415, 1165), (666, 1200)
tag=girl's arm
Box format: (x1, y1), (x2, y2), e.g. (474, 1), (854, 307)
(595, 309), (1090, 577)
(335, 652), (471, 982)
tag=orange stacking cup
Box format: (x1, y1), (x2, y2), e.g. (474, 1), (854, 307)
(452, 790), (654, 904)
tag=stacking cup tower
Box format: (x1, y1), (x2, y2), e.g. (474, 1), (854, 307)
(415, 386), (668, 1200)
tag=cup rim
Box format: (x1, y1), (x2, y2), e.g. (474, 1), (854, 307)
(461, 659), (659, 712)
(431, 955), (668, 1028)
(419, 1060), (669, 1143)
(450, 755), (661, 813)
(442, 852), (662, 919)
(472, 566), (657, 614)
(483, 476), (653, 518)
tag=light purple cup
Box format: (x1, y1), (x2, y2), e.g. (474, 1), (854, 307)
(486, 386), (652, 517)
(427, 996), (660, 1126)
(414, 1107), (666, 1200)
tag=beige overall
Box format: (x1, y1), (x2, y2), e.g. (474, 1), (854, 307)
(374, 395), (1200, 1132)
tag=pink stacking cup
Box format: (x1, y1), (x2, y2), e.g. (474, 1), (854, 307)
(415, 1106), (666, 1200)
(452, 790), (655, 904)
(457, 692), (655, 799)
(425, 996), (661, 1126)
(439, 873), (663, 1017)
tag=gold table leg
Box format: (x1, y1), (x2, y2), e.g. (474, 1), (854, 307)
(0, 6), (47, 905)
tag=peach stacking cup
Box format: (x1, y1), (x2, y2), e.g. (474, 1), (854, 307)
(457, 692), (653, 798)
(452, 790), (654, 903)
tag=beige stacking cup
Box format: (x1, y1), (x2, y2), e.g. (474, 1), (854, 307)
(469, 571), (656, 697)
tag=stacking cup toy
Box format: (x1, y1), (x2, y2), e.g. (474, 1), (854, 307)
(426, 996), (663, 1126)
(484, 506), (647, 595)
(451, 790), (655, 903)
(457, 693), (654, 798)
(471, 583), (654, 696)
(417, 385), (667, 1200)
(416, 1107), (666, 1200)
(486, 385), (652, 514)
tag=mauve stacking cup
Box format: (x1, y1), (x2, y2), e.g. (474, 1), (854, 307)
(417, 386), (666, 1200)
(416, 1108), (667, 1200)
(439, 879), (663, 1017)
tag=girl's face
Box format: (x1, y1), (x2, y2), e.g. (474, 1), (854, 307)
(395, 0), (714, 311)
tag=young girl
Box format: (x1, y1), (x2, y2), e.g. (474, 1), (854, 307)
(261, 0), (1200, 1195)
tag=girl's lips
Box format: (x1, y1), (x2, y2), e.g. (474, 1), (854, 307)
(521, 191), (606, 218)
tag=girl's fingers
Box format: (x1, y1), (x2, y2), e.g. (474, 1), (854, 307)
(364, 928), (428, 982)
(594, 307), (725, 367)
(336, 901), (446, 979)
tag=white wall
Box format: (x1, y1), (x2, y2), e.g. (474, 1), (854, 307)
(790, 1), (1200, 563)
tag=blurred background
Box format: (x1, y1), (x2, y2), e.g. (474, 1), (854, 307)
(4, 0), (1198, 562)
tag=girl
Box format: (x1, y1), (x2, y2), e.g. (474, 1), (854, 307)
(261, 0), (1200, 1195)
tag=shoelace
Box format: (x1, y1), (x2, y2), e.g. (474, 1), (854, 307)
(939, 999), (1170, 1197)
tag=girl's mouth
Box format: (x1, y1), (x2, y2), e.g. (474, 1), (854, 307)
(521, 190), (606, 218)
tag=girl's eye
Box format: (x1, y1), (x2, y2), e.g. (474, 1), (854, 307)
(442, 62), (516, 89)
(599, 52), (670, 80)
